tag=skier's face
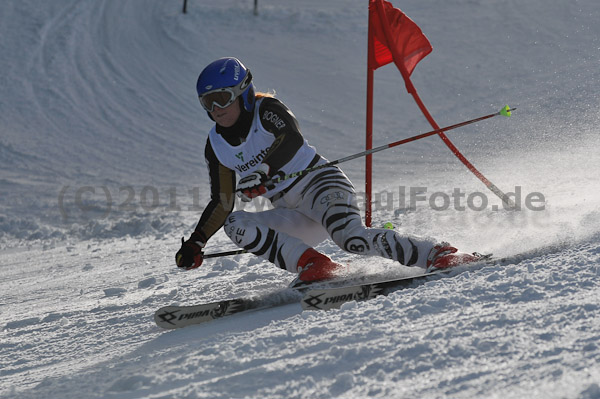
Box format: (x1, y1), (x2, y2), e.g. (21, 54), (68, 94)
(210, 98), (241, 128)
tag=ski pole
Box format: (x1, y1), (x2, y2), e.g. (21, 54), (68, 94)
(267, 106), (514, 186)
(204, 249), (248, 259)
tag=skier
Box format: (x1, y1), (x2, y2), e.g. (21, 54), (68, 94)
(175, 57), (481, 283)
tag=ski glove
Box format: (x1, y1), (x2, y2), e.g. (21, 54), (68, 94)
(237, 163), (275, 202)
(175, 232), (205, 270)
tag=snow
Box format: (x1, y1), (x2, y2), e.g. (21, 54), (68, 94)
(1, 0), (600, 398)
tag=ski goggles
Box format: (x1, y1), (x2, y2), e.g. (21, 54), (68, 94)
(199, 70), (253, 113)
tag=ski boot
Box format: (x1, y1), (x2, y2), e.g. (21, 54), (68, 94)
(426, 243), (486, 273)
(295, 248), (344, 283)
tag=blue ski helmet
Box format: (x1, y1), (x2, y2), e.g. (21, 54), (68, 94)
(196, 57), (255, 113)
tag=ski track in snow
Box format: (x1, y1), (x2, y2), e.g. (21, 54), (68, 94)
(1, 0), (600, 398)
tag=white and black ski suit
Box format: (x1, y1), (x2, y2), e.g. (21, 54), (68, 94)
(194, 95), (437, 273)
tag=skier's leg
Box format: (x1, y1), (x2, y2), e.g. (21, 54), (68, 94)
(223, 208), (329, 273)
(298, 166), (437, 268)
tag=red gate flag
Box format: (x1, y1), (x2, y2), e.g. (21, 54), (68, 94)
(364, 0), (515, 225)
(368, 0), (432, 76)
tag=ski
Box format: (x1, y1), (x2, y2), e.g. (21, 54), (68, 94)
(301, 269), (451, 311)
(155, 243), (570, 326)
(301, 243), (570, 311)
(154, 291), (306, 329)
(154, 285), (313, 329)
(154, 270), (451, 328)
(153, 277), (367, 329)
(154, 299), (256, 329)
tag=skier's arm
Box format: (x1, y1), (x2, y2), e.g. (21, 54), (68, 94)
(258, 97), (305, 175)
(193, 140), (236, 243)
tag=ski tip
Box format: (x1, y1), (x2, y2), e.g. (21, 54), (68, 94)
(499, 105), (514, 117)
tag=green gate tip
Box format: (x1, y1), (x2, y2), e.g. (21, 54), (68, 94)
(500, 105), (512, 117)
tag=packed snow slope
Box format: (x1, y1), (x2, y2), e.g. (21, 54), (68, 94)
(1, 0), (600, 398)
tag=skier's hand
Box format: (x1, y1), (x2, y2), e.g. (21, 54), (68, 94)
(175, 232), (205, 270)
(237, 164), (273, 202)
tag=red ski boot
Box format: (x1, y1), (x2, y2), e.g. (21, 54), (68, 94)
(426, 243), (485, 273)
(296, 248), (344, 283)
